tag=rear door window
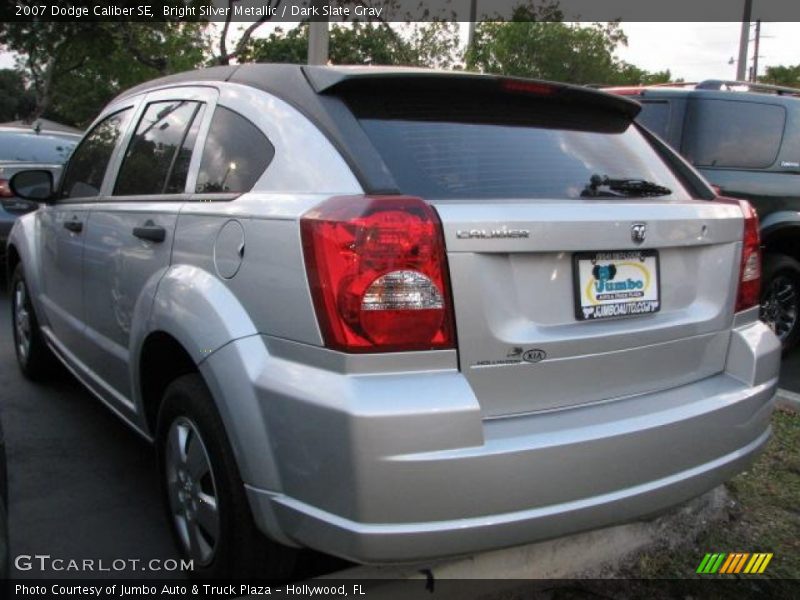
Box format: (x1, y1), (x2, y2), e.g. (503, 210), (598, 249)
(682, 99), (786, 169)
(60, 109), (132, 199)
(114, 100), (204, 196)
(195, 106), (273, 194)
(349, 93), (687, 200)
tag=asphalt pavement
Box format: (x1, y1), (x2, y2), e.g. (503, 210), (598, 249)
(0, 292), (347, 580)
(0, 293), (180, 579)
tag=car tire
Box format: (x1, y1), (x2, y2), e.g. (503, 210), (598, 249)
(10, 264), (57, 380)
(156, 373), (297, 579)
(760, 253), (800, 353)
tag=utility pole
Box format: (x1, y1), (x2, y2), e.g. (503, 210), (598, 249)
(467, 0), (478, 58)
(751, 19), (761, 82)
(307, 0), (329, 65)
(736, 0), (753, 81)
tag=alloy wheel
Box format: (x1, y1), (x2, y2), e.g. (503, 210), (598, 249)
(13, 280), (32, 364)
(760, 274), (798, 342)
(164, 416), (220, 566)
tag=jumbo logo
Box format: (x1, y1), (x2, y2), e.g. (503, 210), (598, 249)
(592, 264), (646, 294)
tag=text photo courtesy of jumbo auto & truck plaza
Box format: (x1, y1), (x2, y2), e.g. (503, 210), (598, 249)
(1, 1), (800, 600)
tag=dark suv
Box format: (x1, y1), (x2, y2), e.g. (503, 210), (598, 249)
(609, 80), (800, 351)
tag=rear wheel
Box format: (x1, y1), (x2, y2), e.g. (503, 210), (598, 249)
(10, 264), (56, 380)
(156, 374), (297, 579)
(760, 254), (800, 353)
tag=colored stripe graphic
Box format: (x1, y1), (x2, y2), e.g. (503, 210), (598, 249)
(757, 553), (773, 573)
(696, 553), (713, 573)
(732, 553), (750, 573)
(719, 552), (739, 573)
(697, 553), (727, 573)
(699, 552), (774, 574)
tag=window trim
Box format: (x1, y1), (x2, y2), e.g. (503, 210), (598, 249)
(56, 103), (139, 204)
(103, 86), (220, 203)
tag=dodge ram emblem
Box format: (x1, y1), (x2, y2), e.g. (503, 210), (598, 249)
(631, 223), (647, 244)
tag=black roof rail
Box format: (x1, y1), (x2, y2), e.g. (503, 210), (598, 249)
(696, 79), (800, 96)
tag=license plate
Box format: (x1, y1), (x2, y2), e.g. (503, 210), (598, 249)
(573, 250), (661, 321)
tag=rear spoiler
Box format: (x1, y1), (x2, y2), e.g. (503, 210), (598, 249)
(303, 66), (642, 120)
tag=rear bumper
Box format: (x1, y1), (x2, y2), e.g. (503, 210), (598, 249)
(202, 319), (780, 564)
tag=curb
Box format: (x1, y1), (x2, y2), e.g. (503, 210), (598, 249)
(316, 487), (730, 590)
(776, 388), (800, 412)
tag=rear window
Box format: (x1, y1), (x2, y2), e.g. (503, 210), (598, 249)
(637, 101), (671, 139)
(682, 99), (786, 169)
(348, 93), (687, 200)
(0, 131), (77, 163)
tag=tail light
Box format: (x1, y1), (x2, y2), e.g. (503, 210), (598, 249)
(301, 195), (456, 353)
(0, 179), (13, 198)
(717, 197), (761, 312)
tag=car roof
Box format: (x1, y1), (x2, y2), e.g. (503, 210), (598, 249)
(604, 80), (800, 106)
(0, 126), (81, 139)
(112, 63), (641, 118)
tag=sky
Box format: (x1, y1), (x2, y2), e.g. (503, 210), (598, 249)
(1, 22), (798, 82)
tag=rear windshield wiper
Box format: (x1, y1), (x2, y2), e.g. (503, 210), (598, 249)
(581, 174), (672, 198)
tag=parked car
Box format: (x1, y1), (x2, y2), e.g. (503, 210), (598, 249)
(6, 65), (781, 579)
(0, 415), (7, 579)
(607, 80), (800, 351)
(0, 126), (80, 254)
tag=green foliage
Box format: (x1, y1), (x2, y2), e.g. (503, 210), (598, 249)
(240, 21), (460, 69)
(759, 64), (800, 88)
(467, 4), (673, 85)
(0, 19), (210, 126)
(0, 69), (35, 122)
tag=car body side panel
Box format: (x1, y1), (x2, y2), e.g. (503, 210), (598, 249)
(6, 213), (44, 304)
(82, 204), (182, 405)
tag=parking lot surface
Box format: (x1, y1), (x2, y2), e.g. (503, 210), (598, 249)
(0, 293), (181, 578)
(0, 292), (347, 579)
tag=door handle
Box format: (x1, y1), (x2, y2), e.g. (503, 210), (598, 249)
(132, 222), (166, 243)
(63, 220), (83, 233)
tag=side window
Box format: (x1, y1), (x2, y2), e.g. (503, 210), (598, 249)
(637, 101), (671, 140)
(114, 100), (203, 196)
(60, 109), (132, 199)
(195, 106), (273, 193)
(683, 99), (786, 169)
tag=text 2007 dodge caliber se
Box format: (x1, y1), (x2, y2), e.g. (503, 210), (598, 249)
(6, 65), (781, 578)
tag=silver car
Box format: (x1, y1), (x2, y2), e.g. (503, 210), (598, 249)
(5, 65), (781, 579)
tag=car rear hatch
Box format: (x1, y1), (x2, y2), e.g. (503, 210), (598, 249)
(313, 70), (745, 417)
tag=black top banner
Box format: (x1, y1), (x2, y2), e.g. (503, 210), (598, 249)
(3, 0), (800, 23)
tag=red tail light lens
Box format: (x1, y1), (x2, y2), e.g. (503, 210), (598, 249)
(717, 197), (761, 312)
(301, 195), (455, 353)
(501, 80), (558, 96)
(0, 179), (13, 198)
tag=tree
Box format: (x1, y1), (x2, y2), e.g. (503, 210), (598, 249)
(0, 69), (35, 122)
(466, 4), (672, 85)
(0, 4), (210, 125)
(240, 21), (460, 69)
(759, 64), (800, 88)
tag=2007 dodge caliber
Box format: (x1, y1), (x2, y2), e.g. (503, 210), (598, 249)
(6, 65), (781, 578)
